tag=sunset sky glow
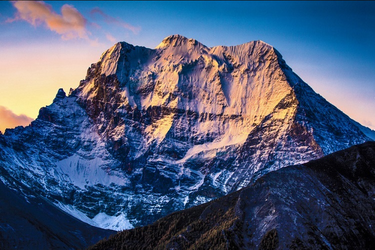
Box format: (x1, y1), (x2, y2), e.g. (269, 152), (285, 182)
(0, 1), (374, 132)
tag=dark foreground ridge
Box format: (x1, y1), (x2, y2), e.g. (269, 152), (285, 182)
(0, 171), (114, 250)
(88, 141), (375, 249)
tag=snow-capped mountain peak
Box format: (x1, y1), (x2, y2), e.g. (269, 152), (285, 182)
(0, 36), (373, 231)
(155, 34), (204, 49)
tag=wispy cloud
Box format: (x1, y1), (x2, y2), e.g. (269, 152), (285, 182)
(90, 7), (141, 34)
(7, 1), (89, 40)
(105, 33), (117, 43)
(0, 106), (33, 133)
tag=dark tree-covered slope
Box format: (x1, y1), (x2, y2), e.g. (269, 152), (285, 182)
(89, 141), (375, 249)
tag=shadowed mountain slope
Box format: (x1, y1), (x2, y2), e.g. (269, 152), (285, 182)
(0, 170), (114, 250)
(89, 142), (375, 249)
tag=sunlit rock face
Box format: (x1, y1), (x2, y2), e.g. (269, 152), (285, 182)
(0, 35), (373, 230)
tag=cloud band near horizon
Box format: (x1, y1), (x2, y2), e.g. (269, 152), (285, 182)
(0, 106), (34, 133)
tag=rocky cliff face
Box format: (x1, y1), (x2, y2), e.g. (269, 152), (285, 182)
(88, 142), (375, 250)
(0, 35), (373, 230)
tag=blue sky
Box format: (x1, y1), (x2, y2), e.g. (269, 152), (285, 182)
(0, 1), (374, 131)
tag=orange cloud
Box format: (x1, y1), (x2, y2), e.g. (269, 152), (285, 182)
(0, 106), (33, 133)
(90, 7), (141, 34)
(8, 1), (89, 40)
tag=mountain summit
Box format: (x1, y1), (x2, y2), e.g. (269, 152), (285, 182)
(0, 35), (373, 231)
(155, 34), (204, 49)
